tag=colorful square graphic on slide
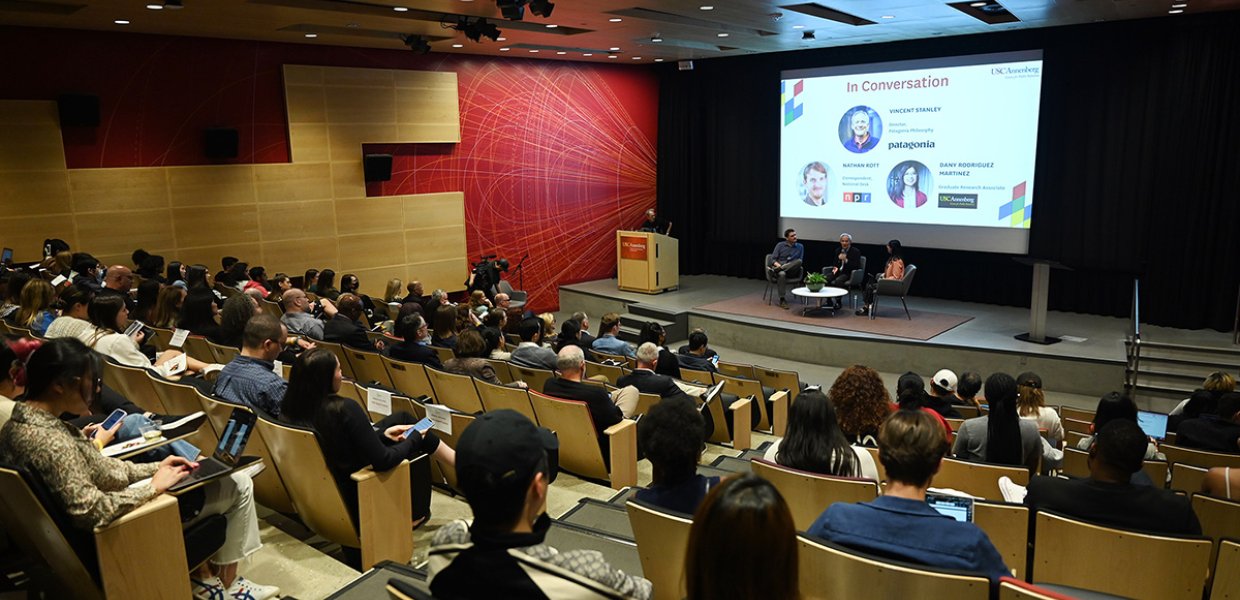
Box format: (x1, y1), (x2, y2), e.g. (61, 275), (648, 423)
(998, 181), (1031, 227)
(783, 80), (804, 126)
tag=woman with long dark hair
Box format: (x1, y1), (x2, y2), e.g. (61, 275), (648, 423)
(184, 264), (210, 290)
(178, 288), (222, 340)
(553, 319), (586, 353)
(303, 268), (319, 294)
(87, 295), (208, 374)
(765, 389), (878, 479)
(857, 239), (906, 316)
(130, 278), (161, 324)
(431, 304), (458, 349)
(280, 348), (454, 528)
(166, 260), (186, 287)
(317, 269), (339, 300)
(952, 372), (1041, 472)
(685, 474), (798, 600)
(639, 321), (681, 379)
(888, 163), (927, 208)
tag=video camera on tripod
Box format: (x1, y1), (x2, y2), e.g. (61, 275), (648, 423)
(467, 254), (509, 298)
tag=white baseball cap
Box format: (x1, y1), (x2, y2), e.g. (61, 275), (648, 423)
(932, 369), (958, 393)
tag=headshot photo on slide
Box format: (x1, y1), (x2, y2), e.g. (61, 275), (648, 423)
(839, 106), (882, 154)
(800, 161), (830, 206)
(887, 161), (932, 208)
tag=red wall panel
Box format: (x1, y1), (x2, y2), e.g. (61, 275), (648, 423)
(0, 27), (658, 311)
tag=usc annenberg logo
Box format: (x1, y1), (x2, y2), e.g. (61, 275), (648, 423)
(991, 66), (1041, 76)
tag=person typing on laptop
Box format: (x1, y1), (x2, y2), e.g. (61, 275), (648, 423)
(0, 338), (278, 600)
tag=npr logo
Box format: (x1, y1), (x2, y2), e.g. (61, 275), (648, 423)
(843, 192), (872, 203)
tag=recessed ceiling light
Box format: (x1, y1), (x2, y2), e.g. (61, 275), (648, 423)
(609, 17), (622, 22)
(529, 49), (539, 53)
(500, 47), (510, 51)
(881, 15), (894, 19)
(1171, 2), (1186, 6)
(393, 6), (408, 11)
(557, 51), (566, 54)
(545, 24), (557, 28)
(717, 32), (729, 37)
(651, 36), (663, 42)
(633, 56), (642, 60)
(700, 5), (714, 10)
(583, 53), (593, 56)
(114, 19), (130, 24)
(1168, 8), (1183, 12)
(608, 55), (618, 58)
(452, 43), (463, 48)
(496, 37), (506, 41)
(305, 33), (318, 38)
(145, 3), (162, 9)
(970, 1), (986, 6)
(654, 58), (663, 62)
(610, 47), (620, 51)
(792, 24), (804, 29)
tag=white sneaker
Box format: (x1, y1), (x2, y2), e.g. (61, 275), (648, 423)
(998, 476), (1028, 504)
(192, 576), (226, 600)
(227, 576), (280, 600)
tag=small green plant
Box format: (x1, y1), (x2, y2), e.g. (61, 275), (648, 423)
(805, 272), (827, 285)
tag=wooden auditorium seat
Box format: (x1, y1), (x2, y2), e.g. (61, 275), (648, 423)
(425, 367), (484, 414)
(528, 391), (636, 490)
(750, 458), (879, 530)
(381, 356), (436, 400)
(797, 535), (990, 600)
(625, 499), (693, 600)
(474, 378), (536, 423)
(344, 347), (395, 388)
(101, 360), (168, 415)
(508, 364), (555, 393)
(755, 365), (803, 404)
(934, 457), (1029, 501)
(195, 391), (297, 514)
(973, 500), (1030, 581)
(711, 372), (789, 436)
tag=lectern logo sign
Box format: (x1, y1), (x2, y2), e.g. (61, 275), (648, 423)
(620, 235), (648, 260)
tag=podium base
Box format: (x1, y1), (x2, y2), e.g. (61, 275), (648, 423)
(1014, 333), (1061, 345)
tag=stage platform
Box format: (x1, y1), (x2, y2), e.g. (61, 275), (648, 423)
(558, 275), (1237, 412)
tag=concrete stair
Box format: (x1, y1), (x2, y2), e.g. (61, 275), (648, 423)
(1127, 339), (1240, 402)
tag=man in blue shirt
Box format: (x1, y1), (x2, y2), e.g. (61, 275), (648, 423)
(213, 314), (289, 417)
(767, 229), (805, 309)
(590, 312), (634, 358)
(807, 409), (1010, 581)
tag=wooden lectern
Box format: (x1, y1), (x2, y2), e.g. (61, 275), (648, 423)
(616, 231), (678, 294)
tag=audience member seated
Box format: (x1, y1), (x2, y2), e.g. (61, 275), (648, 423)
(635, 397), (716, 514)
(1169, 371), (1234, 431)
(323, 294), (383, 351)
(179, 288), (223, 340)
(618, 343), (694, 402)
(956, 371), (984, 409)
(382, 278), (403, 304)
(13, 279), (56, 335)
(543, 346), (637, 455)
(1176, 392), (1240, 453)
(400, 280), (426, 306)
(676, 330), (717, 372)
(43, 284), (95, 340)
(896, 371), (958, 425)
(573, 311), (596, 347)
(479, 321), (510, 361)
(280, 288), (334, 340)
(281, 347), (453, 529)
(444, 330), (526, 389)
(509, 317), (559, 370)
(241, 266), (268, 297)
(552, 319), (588, 354)
(0, 338), (277, 600)
(430, 305), (458, 350)
(316, 269), (340, 300)
(1074, 392), (1164, 460)
(1202, 466), (1239, 500)
(808, 409), (1010, 581)
(686, 474), (798, 600)
(385, 314), (443, 370)
(131, 279), (160, 324)
(213, 293), (258, 347)
(265, 273), (291, 303)
(70, 254), (102, 291)
(639, 321), (681, 380)
(929, 369), (966, 408)
(1015, 372), (1064, 448)
(98, 265), (136, 312)
(184, 264), (212, 292)
(84, 295), (208, 374)
(0, 271), (32, 319)
(422, 288), (448, 322)
(302, 268), (319, 294)
(429, 410), (652, 599)
(150, 285), (186, 330)
(1024, 420), (1201, 535)
(166, 260), (186, 288)
(764, 389), (880, 480)
(213, 315), (288, 417)
(829, 365), (893, 447)
(339, 274), (375, 315)
(953, 373), (1041, 473)
(591, 312), (635, 358)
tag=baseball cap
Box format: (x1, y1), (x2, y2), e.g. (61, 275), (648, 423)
(456, 409), (559, 488)
(932, 369), (958, 393)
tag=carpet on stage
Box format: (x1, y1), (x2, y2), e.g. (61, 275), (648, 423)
(694, 292), (974, 341)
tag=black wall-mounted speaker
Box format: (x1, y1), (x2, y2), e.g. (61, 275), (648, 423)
(364, 154), (394, 182)
(57, 94), (100, 127)
(204, 128), (239, 159)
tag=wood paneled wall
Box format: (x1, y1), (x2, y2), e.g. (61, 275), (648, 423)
(0, 65), (466, 298)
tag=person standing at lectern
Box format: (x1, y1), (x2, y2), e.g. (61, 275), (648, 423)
(640, 208), (672, 236)
(825, 233), (861, 309)
(767, 229), (804, 310)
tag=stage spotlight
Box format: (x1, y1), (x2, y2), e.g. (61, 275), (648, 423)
(529, 0), (554, 18)
(496, 0), (526, 21)
(402, 34), (431, 54)
(802, 30), (815, 40)
(455, 17), (502, 43)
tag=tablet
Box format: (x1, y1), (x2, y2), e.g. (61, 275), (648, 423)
(1136, 410), (1168, 441)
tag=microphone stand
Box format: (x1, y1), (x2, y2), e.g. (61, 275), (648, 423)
(510, 254), (530, 291)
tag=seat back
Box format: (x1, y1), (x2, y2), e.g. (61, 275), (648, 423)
(798, 534), (990, 599)
(205, 340), (240, 364)
(755, 366), (801, 404)
(934, 457), (1029, 501)
(382, 356), (436, 400)
(426, 367), (484, 414)
(751, 458), (879, 530)
(255, 416), (360, 548)
(316, 340), (357, 380)
(146, 326), (173, 351)
(711, 372), (770, 432)
(179, 335), (214, 363)
(1062, 418), (1090, 435)
(196, 392), (297, 514)
(1060, 447), (1090, 478)
(701, 390), (752, 451)
(955, 405), (981, 419)
(345, 348), (395, 388)
(1170, 463), (1209, 493)
(1162, 444), (1240, 469)
(483, 359), (514, 383)
(973, 500), (1030, 580)
(510, 364), (555, 392)
(590, 349), (628, 364)
(1191, 493), (1240, 574)
(103, 361), (167, 415)
(529, 391), (609, 481)
(147, 374), (218, 450)
(998, 578), (1076, 600)
(584, 360), (626, 385)
(0, 465), (103, 599)
(625, 499), (693, 600)
(633, 392), (659, 417)
(1059, 406), (1094, 422)
(1032, 511), (1211, 599)
(900, 263), (917, 293)
(408, 397), (474, 491)
(846, 255), (867, 287)
(716, 360), (756, 380)
(475, 378), (536, 423)
(1212, 540), (1240, 600)
(678, 367), (713, 386)
(431, 345), (455, 363)
(260, 298), (283, 317)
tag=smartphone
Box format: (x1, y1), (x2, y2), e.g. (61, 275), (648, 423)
(0, 248), (11, 266)
(93, 409), (127, 438)
(401, 417), (435, 439)
(124, 320), (146, 337)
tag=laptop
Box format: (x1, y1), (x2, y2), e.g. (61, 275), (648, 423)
(167, 408), (260, 493)
(0, 248), (11, 266)
(698, 381), (726, 413)
(1136, 410), (1169, 441)
(926, 492), (974, 523)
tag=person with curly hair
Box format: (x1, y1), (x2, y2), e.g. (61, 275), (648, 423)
(829, 365), (893, 447)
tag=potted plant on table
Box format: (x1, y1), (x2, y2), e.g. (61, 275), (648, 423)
(804, 272), (827, 293)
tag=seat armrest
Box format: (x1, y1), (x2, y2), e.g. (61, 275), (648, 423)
(726, 397), (753, 451)
(769, 390), (790, 437)
(94, 493), (192, 598)
(353, 459), (415, 568)
(605, 419), (637, 490)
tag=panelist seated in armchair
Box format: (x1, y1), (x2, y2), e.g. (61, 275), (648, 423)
(857, 240), (904, 316)
(0, 338), (277, 600)
(766, 229), (804, 309)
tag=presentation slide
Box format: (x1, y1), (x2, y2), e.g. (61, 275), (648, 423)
(778, 51), (1044, 254)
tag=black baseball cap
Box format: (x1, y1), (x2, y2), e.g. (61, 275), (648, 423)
(456, 409), (559, 487)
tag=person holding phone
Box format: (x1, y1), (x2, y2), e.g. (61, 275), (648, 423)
(279, 348), (456, 533)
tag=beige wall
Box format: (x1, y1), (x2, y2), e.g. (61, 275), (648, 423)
(0, 65), (467, 298)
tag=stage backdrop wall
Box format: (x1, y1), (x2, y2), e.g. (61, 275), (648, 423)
(657, 13), (1240, 332)
(0, 27), (657, 310)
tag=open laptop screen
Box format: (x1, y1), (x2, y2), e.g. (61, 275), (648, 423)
(1136, 410), (1168, 441)
(214, 409), (256, 463)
